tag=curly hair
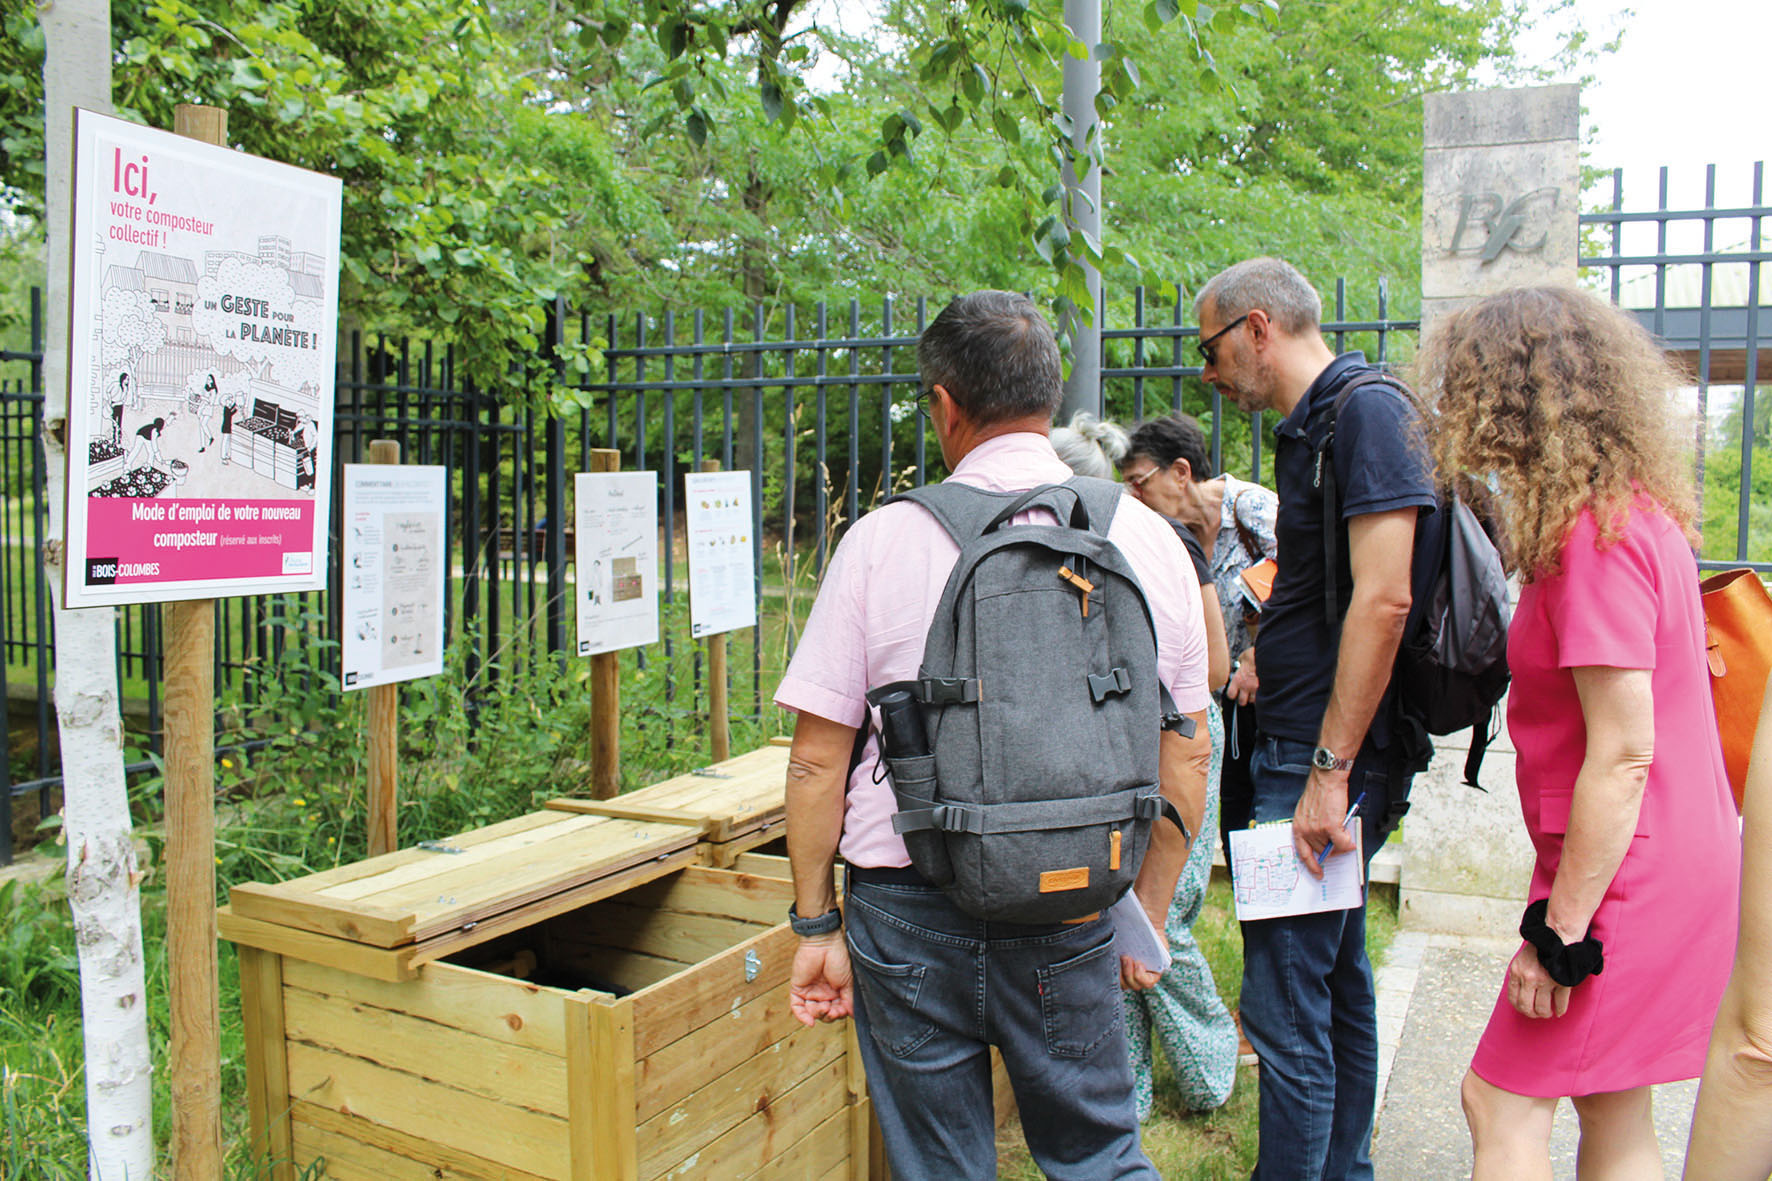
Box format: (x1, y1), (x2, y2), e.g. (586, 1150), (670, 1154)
(1415, 285), (1694, 581)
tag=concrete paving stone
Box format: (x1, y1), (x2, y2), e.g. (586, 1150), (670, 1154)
(1374, 935), (1702, 1179)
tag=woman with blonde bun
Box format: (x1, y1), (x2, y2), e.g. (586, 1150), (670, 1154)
(1054, 409), (1240, 1117)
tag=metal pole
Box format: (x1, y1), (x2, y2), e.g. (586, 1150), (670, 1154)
(1059, 0), (1103, 422)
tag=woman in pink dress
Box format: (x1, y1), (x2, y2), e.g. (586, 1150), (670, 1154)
(1420, 286), (1740, 1178)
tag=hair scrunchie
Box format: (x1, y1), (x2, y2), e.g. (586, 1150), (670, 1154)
(1520, 898), (1605, 987)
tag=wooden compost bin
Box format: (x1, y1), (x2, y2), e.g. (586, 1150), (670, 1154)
(219, 809), (872, 1180)
(548, 741), (791, 867)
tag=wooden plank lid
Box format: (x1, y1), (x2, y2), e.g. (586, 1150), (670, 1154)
(228, 811), (697, 950)
(545, 744), (788, 842)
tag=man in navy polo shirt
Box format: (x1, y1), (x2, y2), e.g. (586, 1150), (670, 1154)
(1195, 258), (1434, 1179)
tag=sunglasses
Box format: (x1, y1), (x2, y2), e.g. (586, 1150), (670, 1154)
(1196, 313), (1251, 366)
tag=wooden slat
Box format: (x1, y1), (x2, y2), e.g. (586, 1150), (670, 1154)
(550, 747), (790, 842)
(291, 1101), (555, 1181)
(282, 985), (568, 1117)
(646, 1056), (846, 1180)
(637, 984), (805, 1121)
(629, 924), (796, 1059)
(618, 867), (791, 926)
(281, 958), (568, 1055)
(727, 852), (792, 879)
(586, 997), (638, 1181)
(230, 881), (415, 947)
(258, 811), (567, 894)
(237, 947), (295, 1181)
(749, 1108), (851, 1181)
(393, 846), (700, 968)
(637, 1020), (845, 1175)
(287, 1042), (570, 1179)
(232, 814), (695, 949)
(565, 996), (598, 1181)
(768, 735), (793, 747)
(559, 899), (766, 965)
(845, 1024), (870, 1181)
(700, 825), (784, 868)
(219, 907), (412, 983)
(553, 946), (687, 995)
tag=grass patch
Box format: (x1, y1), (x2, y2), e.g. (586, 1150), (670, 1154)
(995, 876), (1401, 1179)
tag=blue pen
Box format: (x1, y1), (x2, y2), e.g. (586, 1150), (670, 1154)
(1316, 791), (1366, 866)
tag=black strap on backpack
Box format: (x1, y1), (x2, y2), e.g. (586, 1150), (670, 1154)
(1311, 371), (1402, 629)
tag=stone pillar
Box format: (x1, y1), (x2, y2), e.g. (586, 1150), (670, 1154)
(1401, 85), (1580, 935)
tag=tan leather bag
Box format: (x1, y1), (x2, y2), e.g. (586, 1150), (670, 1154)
(1700, 569), (1772, 811)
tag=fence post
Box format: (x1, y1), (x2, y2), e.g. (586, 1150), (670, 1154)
(545, 298), (568, 656)
(702, 459), (731, 763)
(366, 439), (401, 856)
(589, 448), (622, 798)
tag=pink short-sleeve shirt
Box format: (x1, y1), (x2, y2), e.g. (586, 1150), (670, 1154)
(774, 432), (1210, 868)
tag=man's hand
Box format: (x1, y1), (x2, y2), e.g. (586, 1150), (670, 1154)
(1291, 766), (1356, 878)
(1121, 956), (1162, 991)
(1227, 651), (1259, 705)
(789, 933), (854, 1026)
(1504, 941), (1571, 1019)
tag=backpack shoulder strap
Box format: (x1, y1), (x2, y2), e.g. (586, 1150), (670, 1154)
(1315, 370), (1411, 627)
(886, 481), (1022, 545)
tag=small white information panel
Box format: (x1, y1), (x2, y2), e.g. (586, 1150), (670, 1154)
(574, 471), (660, 656)
(684, 470), (756, 639)
(341, 464), (446, 690)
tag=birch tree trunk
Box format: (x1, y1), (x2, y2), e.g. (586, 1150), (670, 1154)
(40, 3), (156, 1176)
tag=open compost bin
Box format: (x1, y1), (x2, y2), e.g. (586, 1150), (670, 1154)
(219, 808), (872, 1180)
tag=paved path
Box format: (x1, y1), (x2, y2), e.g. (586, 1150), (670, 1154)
(1372, 931), (1698, 1179)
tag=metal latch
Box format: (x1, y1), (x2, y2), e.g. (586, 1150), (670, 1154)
(744, 949), (761, 983)
(416, 841), (466, 854)
(692, 767), (734, 779)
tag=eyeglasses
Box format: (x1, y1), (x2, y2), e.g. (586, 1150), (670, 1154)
(1122, 465), (1162, 494)
(913, 387), (935, 420)
(1196, 313), (1251, 366)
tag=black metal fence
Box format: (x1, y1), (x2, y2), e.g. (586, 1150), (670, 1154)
(0, 279), (1416, 863)
(1581, 161), (1769, 571)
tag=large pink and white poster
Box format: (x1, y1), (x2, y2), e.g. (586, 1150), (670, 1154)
(62, 109), (342, 606)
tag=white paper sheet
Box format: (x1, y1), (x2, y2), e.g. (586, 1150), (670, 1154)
(1228, 822), (1364, 921)
(1110, 890), (1172, 973)
(574, 471), (660, 657)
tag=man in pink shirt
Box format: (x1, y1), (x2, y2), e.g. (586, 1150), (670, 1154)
(775, 291), (1213, 1179)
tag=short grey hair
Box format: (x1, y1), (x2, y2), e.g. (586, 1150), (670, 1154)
(918, 291), (1063, 426)
(1194, 257), (1322, 336)
(1051, 412), (1130, 479)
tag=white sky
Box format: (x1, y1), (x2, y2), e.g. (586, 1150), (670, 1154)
(1523, 0), (1769, 211)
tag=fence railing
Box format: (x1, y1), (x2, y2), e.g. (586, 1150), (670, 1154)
(0, 280), (1416, 863)
(1581, 161), (1770, 571)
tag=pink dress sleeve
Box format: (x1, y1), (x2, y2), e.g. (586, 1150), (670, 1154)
(1539, 510), (1658, 671)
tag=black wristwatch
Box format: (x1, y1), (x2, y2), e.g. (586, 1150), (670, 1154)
(788, 903), (843, 937)
(1312, 746), (1356, 772)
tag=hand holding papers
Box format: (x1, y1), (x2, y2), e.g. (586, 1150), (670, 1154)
(1111, 889), (1172, 974)
(1229, 821), (1364, 921)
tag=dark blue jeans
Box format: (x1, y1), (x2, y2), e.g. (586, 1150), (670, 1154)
(1239, 736), (1401, 1181)
(844, 870), (1158, 1181)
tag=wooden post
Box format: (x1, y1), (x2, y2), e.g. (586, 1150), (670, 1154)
(589, 448), (621, 799)
(165, 102), (227, 1181)
(366, 439), (401, 855)
(702, 459), (731, 763)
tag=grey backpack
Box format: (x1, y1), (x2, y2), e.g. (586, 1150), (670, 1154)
(865, 477), (1190, 924)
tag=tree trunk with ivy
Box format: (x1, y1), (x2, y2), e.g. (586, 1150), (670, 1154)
(41, 3), (155, 1176)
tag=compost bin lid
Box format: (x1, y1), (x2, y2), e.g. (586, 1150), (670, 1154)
(546, 742), (789, 841)
(227, 810), (698, 951)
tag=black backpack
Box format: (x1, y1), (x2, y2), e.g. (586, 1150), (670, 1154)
(1314, 373), (1512, 790)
